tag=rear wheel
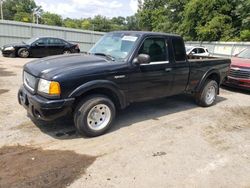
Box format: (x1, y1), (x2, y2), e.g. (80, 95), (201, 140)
(74, 95), (116, 137)
(18, 48), (29, 58)
(195, 79), (218, 107)
(63, 50), (71, 54)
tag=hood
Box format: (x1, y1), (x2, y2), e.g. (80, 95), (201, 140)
(231, 57), (250, 68)
(24, 54), (117, 80)
(3, 42), (28, 48)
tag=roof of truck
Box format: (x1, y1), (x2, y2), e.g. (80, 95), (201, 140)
(109, 31), (181, 38)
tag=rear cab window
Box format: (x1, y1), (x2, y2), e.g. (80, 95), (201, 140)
(172, 37), (186, 62)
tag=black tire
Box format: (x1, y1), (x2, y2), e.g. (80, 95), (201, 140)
(18, 48), (29, 58)
(195, 79), (218, 107)
(74, 95), (116, 137)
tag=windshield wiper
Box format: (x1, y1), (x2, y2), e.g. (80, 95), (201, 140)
(92, 53), (115, 61)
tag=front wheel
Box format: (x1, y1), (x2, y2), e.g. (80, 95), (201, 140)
(74, 95), (116, 137)
(18, 48), (29, 58)
(195, 79), (218, 107)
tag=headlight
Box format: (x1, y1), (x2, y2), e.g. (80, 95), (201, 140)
(38, 79), (61, 96)
(5, 46), (14, 51)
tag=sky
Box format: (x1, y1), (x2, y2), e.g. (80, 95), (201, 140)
(35, 0), (138, 19)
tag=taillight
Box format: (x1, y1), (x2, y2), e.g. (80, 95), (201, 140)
(75, 44), (79, 49)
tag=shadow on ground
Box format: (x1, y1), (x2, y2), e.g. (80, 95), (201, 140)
(31, 94), (227, 140)
(221, 85), (250, 95)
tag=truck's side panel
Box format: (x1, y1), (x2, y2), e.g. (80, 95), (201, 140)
(187, 59), (230, 92)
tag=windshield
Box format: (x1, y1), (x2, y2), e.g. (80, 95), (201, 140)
(237, 48), (250, 59)
(89, 33), (139, 61)
(24, 37), (39, 45)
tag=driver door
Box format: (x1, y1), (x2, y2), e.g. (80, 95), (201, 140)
(128, 37), (174, 102)
(31, 38), (48, 57)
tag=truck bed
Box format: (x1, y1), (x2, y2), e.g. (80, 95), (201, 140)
(186, 55), (231, 92)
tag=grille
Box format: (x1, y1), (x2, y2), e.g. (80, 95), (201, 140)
(229, 68), (250, 79)
(23, 71), (36, 91)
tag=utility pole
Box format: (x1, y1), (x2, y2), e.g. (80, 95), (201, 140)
(0, 0), (3, 20)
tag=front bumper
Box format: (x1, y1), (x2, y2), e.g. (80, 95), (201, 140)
(1, 49), (15, 57)
(18, 86), (75, 121)
(224, 77), (250, 91)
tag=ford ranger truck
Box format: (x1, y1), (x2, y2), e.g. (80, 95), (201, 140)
(18, 31), (230, 137)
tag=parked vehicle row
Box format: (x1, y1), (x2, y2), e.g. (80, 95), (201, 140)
(185, 45), (250, 91)
(224, 48), (250, 90)
(18, 31), (230, 137)
(1, 37), (80, 58)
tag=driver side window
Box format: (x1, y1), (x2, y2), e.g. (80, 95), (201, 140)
(138, 37), (168, 63)
(35, 38), (48, 45)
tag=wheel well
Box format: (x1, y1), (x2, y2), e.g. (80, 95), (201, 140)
(207, 73), (220, 86)
(73, 88), (121, 110)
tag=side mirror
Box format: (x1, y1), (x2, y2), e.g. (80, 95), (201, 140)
(133, 54), (151, 65)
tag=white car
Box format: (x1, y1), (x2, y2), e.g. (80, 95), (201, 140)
(185, 46), (209, 56)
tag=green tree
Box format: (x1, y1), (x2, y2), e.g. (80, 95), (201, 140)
(125, 15), (140, 30)
(136, 0), (189, 33)
(41, 12), (63, 26)
(91, 15), (112, 32)
(2, 0), (38, 21)
(63, 18), (81, 28)
(81, 19), (92, 30)
(137, 0), (166, 31)
(180, 0), (237, 41)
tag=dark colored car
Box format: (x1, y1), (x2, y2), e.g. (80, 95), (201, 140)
(224, 48), (250, 90)
(1, 37), (80, 58)
(18, 31), (230, 137)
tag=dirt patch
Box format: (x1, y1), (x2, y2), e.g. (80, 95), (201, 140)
(0, 145), (97, 188)
(217, 106), (250, 131)
(11, 121), (35, 131)
(152, 151), (167, 157)
(14, 65), (24, 69)
(0, 89), (9, 95)
(0, 67), (16, 77)
(203, 106), (250, 151)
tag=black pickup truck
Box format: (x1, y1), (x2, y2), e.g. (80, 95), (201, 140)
(18, 31), (230, 137)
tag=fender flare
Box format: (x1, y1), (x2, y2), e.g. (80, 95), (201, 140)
(196, 69), (221, 93)
(68, 80), (127, 108)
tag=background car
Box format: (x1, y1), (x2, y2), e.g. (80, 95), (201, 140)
(185, 46), (209, 56)
(1, 37), (80, 58)
(224, 48), (250, 90)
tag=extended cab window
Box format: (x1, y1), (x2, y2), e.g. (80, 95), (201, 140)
(172, 38), (186, 62)
(138, 38), (168, 62)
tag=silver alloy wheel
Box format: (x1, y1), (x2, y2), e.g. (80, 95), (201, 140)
(205, 85), (216, 105)
(87, 104), (111, 131)
(63, 50), (70, 54)
(20, 49), (29, 57)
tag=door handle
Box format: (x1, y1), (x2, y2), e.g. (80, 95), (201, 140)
(165, 68), (172, 72)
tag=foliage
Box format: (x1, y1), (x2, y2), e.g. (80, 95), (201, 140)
(240, 30), (250, 41)
(2, 0), (37, 21)
(41, 12), (63, 26)
(1, 0), (249, 41)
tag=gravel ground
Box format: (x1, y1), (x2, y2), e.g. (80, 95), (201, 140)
(0, 55), (250, 188)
